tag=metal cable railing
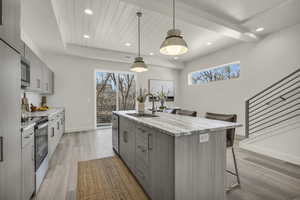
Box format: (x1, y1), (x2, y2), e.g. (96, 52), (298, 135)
(245, 68), (300, 137)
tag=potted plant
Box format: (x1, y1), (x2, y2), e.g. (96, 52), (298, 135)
(137, 88), (147, 114)
(157, 88), (169, 111)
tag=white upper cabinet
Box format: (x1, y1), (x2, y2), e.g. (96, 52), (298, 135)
(0, 0), (22, 52)
(24, 44), (54, 94)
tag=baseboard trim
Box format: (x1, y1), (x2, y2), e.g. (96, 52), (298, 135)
(65, 126), (111, 134)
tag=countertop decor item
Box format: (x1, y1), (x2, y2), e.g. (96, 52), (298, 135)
(137, 88), (147, 114)
(157, 88), (168, 110)
(30, 104), (37, 112)
(160, 0), (188, 56)
(21, 93), (30, 112)
(130, 12), (148, 72)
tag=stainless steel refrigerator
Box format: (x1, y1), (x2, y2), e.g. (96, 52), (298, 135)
(0, 39), (22, 200)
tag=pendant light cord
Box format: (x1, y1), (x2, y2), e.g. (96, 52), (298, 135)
(173, 0), (175, 30)
(137, 12), (141, 57)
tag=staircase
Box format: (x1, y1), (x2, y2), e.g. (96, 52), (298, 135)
(240, 68), (300, 165)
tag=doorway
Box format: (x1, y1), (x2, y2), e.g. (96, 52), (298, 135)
(95, 71), (136, 127)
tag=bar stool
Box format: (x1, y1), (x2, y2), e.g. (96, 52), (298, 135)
(176, 109), (197, 117)
(205, 112), (241, 191)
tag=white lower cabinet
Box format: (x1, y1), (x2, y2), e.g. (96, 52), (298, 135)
(48, 111), (65, 160)
(21, 127), (35, 200)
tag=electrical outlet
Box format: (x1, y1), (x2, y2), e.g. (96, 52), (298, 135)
(199, 133), (209, 143)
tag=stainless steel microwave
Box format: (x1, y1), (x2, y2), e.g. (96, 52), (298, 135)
(21, 57), (30, 88)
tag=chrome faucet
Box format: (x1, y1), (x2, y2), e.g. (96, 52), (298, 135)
(145, 93), (156, 114)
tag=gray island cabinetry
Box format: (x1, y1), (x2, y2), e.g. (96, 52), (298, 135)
(114, 111), (241, 200)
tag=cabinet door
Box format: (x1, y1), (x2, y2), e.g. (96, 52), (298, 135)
(149, 131), (175, 200)
(0, 41), (22, 200)
(42, 64), (50, 94)
(135, 126), (151, 195)
(0, 0), (22, 52)
(48, 70), (54, 94)
(22, 138), (35, 200)
(119, 125), (129, 166)
(48, 124), (55, 159)
(119, 117), (135, 170)
(26, 46), (42, 92)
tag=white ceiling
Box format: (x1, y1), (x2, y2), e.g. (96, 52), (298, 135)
(21, 0), (300, 68)
(179, 0), (286, 23)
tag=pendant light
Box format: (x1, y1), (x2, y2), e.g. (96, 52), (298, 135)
(160, 0), (188, 56)
(131, 12), (148, 73)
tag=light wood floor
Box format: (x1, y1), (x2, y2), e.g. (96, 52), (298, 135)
(34, 129), (300, 200)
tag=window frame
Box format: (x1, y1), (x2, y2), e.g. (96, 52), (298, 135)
(188, 61), (241, 85)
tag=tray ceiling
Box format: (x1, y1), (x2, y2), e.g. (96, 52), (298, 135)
(22, 0), (300, 65)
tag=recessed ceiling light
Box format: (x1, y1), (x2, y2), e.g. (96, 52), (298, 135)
(84, 9), (93, 15)
(83, 34), (90, 39)
(244, 32), (257, 39)
(149, 52), (154, 56)
(206, 42), (212, 46)
(255, 27), (264, 32)
(125, 42), (131, 47)
(174, 56), (179, 60)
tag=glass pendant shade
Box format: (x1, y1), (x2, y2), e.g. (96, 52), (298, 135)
(160, 29), (188, 56)
(131, 57), (148, 72)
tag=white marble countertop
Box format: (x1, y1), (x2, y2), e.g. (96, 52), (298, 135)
(21, 108), (65, 130)
(113, 110), (242, 137)
(26, 107), (65, 118)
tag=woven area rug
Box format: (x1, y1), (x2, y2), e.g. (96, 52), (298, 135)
(77, 156), (148, 200)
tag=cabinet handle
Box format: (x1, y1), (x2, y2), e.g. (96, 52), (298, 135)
(148, 133), (153, 151)
(32, 144), (35, 161)
(0, 136), (3, 162)
(123, 131), (128, 143)
(136, 168), (146, 179)
(37, 79), (40, 88)
(0, 0), (3, 26)
(137, 145), (147, 152)
(51, 127), (55, 137)
(138, 127), (146, 133)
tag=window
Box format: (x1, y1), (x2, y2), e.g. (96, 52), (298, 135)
(95, 71), (136, 126)
(188, 61), (240, 85)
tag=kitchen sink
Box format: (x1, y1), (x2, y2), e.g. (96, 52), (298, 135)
(126, 113), (159, 118)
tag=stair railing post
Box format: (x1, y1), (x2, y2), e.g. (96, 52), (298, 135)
(245, 100), (250, 138)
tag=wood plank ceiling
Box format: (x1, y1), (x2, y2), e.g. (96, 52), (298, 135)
(50, 0), (299, 61)
(53, 0), (238, 61)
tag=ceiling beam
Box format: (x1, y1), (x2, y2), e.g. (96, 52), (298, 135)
(120, 0), (259, 42)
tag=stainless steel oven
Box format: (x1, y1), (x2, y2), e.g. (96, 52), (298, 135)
(21, 57), (30, 88)
(34, 117), (49, 191)
(34, 117), (48, 170)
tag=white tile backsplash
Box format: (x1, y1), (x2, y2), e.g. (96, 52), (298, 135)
(21, 91), (41, 107)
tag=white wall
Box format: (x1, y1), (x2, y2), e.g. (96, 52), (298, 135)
(44, 54), (179, 132)
(179, 23), (300, 136)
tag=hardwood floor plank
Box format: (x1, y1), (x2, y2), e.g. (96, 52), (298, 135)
(34, 129), (300, 200)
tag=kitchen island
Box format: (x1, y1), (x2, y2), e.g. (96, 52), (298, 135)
(113, 110), (242, 200)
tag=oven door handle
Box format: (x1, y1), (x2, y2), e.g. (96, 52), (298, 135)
(37, 123), (48, 129)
